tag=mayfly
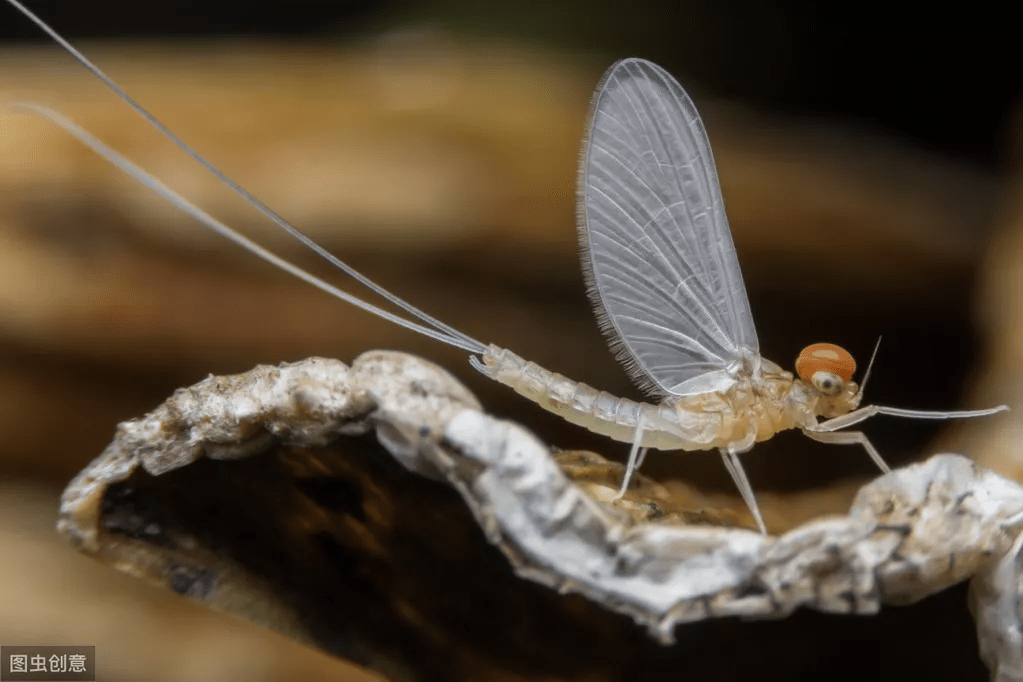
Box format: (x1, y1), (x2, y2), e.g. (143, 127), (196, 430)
(4, 0), (1008, 533)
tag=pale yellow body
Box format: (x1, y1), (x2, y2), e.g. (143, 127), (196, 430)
(478, 344), (861, 453)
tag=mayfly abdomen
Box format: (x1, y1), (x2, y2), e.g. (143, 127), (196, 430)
(479, 345), (645, 440)
(478, 345), (728, 450)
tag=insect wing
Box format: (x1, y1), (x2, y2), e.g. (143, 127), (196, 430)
(578, 58), (758, 396)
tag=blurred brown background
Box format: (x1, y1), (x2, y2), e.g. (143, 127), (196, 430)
(1, 4), (1022, 681)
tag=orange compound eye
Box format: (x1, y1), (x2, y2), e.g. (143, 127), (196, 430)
(795, 343), (856, 382)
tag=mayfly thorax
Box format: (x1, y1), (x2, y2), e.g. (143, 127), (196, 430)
(2, 0), (1008, 533)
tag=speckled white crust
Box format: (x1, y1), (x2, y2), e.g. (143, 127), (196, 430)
(971, 511), (1023, 682)
(440, 411), (1023, 650)
(59, 353), (1023, 678)
(58, 352), (480, 548)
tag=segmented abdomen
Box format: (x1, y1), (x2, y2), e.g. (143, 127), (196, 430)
(475, 345), (732, 450)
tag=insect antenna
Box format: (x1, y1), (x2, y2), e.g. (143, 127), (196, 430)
(857, 336), (883, 398)
(845, 335), (1008, 423)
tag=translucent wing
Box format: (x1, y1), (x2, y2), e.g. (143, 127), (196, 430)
(578, 58), (759, 397)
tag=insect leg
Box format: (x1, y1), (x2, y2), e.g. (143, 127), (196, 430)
(801, 428), (891, 473)
(613, 414), (649, 499)
(816, 403), (1008, 432)
(718, 441), (767, 534)
(814, 405), (882, 431)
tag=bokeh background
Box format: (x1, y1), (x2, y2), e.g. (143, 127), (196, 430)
(2, 4), (1022, 680)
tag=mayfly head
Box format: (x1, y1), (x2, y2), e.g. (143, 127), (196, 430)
(796, 343), (861, 417)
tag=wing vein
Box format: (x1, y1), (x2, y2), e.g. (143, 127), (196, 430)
(577, 59), (759, 397)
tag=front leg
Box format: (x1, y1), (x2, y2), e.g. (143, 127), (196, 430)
(815, 403), (1008, 433)
(801, 428), (891, 473)
(813, 405), (882, 432)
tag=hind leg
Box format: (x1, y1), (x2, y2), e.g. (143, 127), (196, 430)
(613, 415), (649, 500)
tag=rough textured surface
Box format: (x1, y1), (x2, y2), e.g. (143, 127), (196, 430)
(59, 352), (1023, 681)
